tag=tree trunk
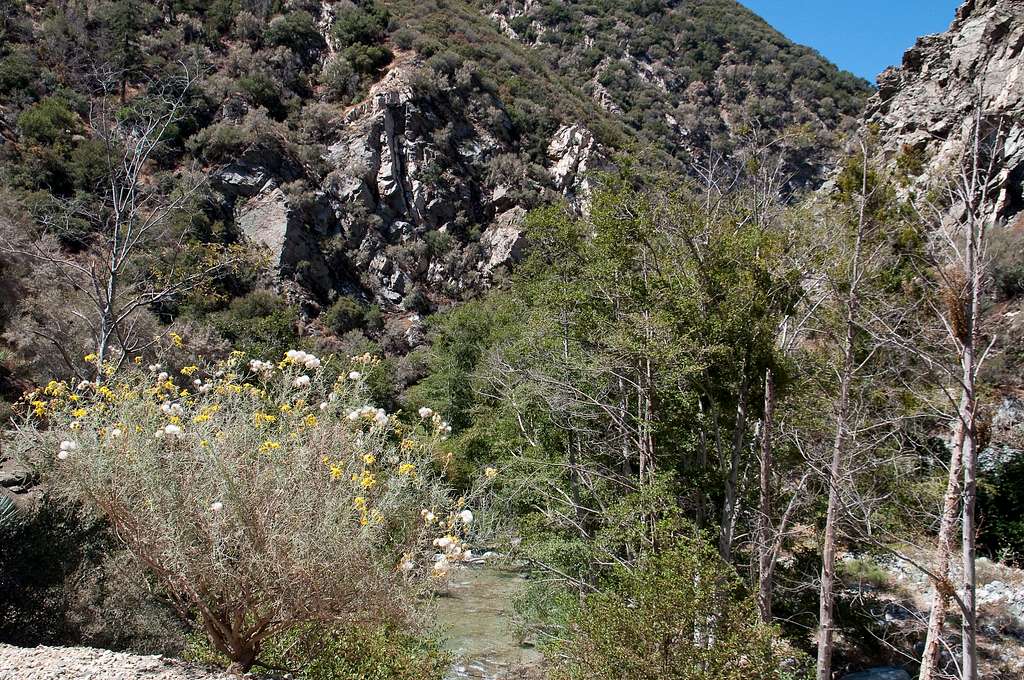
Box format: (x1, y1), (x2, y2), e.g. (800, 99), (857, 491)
(757, 366), (775, 622)
(817, 159), (865, 680)
(917, 407), (965, 680)
(719, 367), (749, 562)
(960, 157), (982, 680)
(960, 287), (979, 680)
(816, 350), (850, 680)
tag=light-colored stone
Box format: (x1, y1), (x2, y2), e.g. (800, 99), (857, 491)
(0, 644), (239, 680)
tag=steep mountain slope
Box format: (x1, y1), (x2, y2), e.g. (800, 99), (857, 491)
(0, 0), (876, 386)
(483, 0), (871, 184)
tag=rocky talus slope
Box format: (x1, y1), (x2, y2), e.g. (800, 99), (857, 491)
(865, 0), (1024, 223)
(0, 644), (237, 680)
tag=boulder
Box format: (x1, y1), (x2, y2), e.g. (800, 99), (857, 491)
(479, 207), (528, 276)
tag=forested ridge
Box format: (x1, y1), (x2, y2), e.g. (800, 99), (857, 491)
(0, 1), (1023, 679)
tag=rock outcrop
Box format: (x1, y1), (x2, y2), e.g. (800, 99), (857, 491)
(865, 0), (1024, 222)
(212, 61), (612, 311)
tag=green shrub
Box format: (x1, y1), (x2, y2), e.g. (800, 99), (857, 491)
(343, 43), (392, 75)
(187, 108), (287, 164)
(989, 224), (1024, 300)
(17, 96), (78, 145)
(237, 71), (286, 119)
(332, 2), (390, 48)
(979, 451), (1024, 564)
(188, 621), (449, 680)
(549, 533), (792, 680)
(263, 11), (323, 56)
(320, 56), (357, 101)
(323, 295), (368, 335)
(211, 290), (299, 358)
(837, 557), (889, 590)
(0, 48), (38, 94)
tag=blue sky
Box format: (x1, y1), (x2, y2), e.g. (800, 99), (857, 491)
(737, 1), (962, 82)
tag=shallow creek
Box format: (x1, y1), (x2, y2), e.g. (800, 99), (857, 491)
(435, 567), (543, 679)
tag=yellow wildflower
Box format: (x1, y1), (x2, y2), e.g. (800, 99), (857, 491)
(253, 412), (277, 426)
(330, 465), (343, 480)
(359, 471), (377, 489)
(258, 440), (281, 453)
(84, 353), (98, 363)
(363, 453), (376, 465)
(181, 365), (199, 376)
(72, 408), (88, 418)
(169, 332), (184, 348)
(398, 462), (416, 476)
(303, 414), (317, 427)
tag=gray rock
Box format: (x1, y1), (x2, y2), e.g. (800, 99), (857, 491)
(547, 124), (614, 211)
(479, 207), (528, 276)
(212, 163), (270, 199)
(235, 185), (333, 295)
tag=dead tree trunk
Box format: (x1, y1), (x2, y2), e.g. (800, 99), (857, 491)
(917, 410), (965, 680)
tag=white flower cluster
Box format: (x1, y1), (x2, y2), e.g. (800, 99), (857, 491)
(417, 407), (451, 435)
(432, 413), (452, 436)
(431, 534), (474, 575)
(58, 439), (78, 460)
(160, 401), (184, 417)
(423, 507), (477, 576)
(347, 405), (389, 426)
(347, 371), (361, 380)
(293, 375), (311, 388)
(158, 423), (183, 437)
(249, 359), (275, 374)
(285, 349), (321, 370)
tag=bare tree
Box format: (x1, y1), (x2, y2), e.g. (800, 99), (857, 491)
(2, 64), (243, 381)
(815, 141), (893, 680)
(914, 109), (1005, 680)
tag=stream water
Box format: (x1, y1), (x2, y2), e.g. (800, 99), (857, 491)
(435, 568), (543, 679)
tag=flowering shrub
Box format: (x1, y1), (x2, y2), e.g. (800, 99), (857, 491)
(8, 350), (483, 672)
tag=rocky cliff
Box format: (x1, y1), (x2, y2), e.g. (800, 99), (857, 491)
(865, 0), (1024, 223)
(213, 58), (611, 318)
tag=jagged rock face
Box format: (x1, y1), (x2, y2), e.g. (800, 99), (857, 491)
(547, 124), (615, 212)
(213, 63), (612, 309)
(865, 0), (1024, 221)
